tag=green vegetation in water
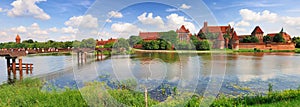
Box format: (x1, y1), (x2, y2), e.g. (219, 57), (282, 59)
(29, 52), (72, 56)
(3, 79), (300, 107)
(233, 48), (295, 53)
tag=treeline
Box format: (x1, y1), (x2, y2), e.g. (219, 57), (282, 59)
(0, 38), (96, 49)
(293, 37), (300, 48)
(130, 30), (212, 50)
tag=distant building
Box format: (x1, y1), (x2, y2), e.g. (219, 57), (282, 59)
(176, 25), (192, 41)
(96, 38), (117, 48)
(251, 26), (264, 43)
(198, 22), (236, 49)
(16, 34), (21, 44)
(139, 32), (160, 41)
(238, 27), (295, 50)
(267, 28), (292, 43)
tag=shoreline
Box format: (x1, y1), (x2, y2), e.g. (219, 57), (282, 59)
(133, 48), (299, 54)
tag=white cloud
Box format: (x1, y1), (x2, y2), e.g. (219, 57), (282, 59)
(58, 35), (76, 41)
(166, 13), (196, 33)
(33, 30), (48, 35)
(105, 19), (112, 23)
(111, 23), (140, 38)
(235, 20), (250, 27)
(64, 14), (98, 29)
(11, 26), (27, 33)
(228, 21), (235, 26)
(137, 12), (164, 28)
(111, 23), (139, 33)
(0, 31), (7, 36)
(0, 8), (2, 12)
(180, 4), (191, 9)
(166, 8), (179, 12)
(61, 26), (78, 34)
(230, 9), (300, 36)
(108, 11), (123, 18)
(48, 27), (58, 32)
(282, 16), (300, 26)
(240, 9), (278, 23)
(7, 0), (50, 20)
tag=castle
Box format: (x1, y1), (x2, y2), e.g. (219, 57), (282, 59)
(198, 22), (295, 51)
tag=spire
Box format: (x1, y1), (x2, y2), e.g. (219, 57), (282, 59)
(280, 27), (284, 33)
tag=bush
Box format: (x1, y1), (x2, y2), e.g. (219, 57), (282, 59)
(194, 40), (211, 50)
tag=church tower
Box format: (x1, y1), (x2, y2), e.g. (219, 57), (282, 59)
(16, 34), (21, 44)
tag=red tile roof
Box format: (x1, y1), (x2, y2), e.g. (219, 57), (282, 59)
(97, 38), (117, 46)
(139, 32), (160, 40)
(176, 25), (190, 33)
(251, 26), (264, 34)
(200, 26), (230, 34)
(232, 31), (239, 40)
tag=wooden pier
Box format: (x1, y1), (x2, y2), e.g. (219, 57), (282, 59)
(1, 50), (33, 81)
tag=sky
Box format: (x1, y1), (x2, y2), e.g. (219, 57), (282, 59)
(0, 0), (300, 42)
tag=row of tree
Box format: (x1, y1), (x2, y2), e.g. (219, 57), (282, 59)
(0, 38), (96, 49)
(128, 30), (212, 50)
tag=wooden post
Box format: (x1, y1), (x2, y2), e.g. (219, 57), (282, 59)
(12, 57), (16, 75)
(80, 52), (83, 64)
(5, 57), (11, 76)
(101, 51), (103, 60)
(30, 64), (33, 74)
(26, 64), (29, 74)
(77, 51), (80, 64)
(145, 87), (148, 107)
(84, 52), (87, 63)
(19, 57), (23, 74)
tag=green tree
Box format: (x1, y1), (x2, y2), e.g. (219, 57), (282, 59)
(160, 30), (178, 45)
(195, 40), (211, 50)
(273, 33), (285, 43)
(128, 36), (142, 46)
(263, 35), (272, 42)
(242, 36), (259, 43)
(22, 39), (34, 43)
(81, 38), (96, 48)
(113, 38), (130, 50)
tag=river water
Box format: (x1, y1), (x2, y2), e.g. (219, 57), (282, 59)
(1, 52), (300, 99)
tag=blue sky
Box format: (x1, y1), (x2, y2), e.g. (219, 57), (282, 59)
(0, 0), (300, 42)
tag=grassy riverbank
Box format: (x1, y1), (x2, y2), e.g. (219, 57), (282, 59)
(28, 52), (72, 56)
(133, 48), (299, 54)
(3, 78), (300, 106)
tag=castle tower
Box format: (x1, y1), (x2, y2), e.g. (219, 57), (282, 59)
(251, 26), (264, 43)
(16, 34), (21, 44)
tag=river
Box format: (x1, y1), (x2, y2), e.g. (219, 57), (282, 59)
(1, 52), (300, 99)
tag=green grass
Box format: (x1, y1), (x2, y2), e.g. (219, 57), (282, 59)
(0, 78), (87, 106)
(3, 78), (300, 106)
(295, 48), (300, 53)
(233, 49), (295, 53)
(29, 52), (72, 56)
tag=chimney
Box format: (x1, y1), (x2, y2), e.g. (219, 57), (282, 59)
(204, 22), (208, 28)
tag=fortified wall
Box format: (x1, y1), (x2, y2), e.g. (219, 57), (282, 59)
(239, 43), (295, 50)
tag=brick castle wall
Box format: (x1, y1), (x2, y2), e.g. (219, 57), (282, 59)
(239, 43), (295, 50)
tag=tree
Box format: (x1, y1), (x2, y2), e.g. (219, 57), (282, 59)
(23, 39), (34, 43)
(160, 30), (178, 45)
(113, 38), (130, 50)
(128, 36), (142, 46)
(292, 37), (300, 48)
(242, 36), (259, 43)
(273, 33), (285, 43)
(81, 38), (96, 48)
(263, 35), (272, 42)
(195, 40), (211, 50)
